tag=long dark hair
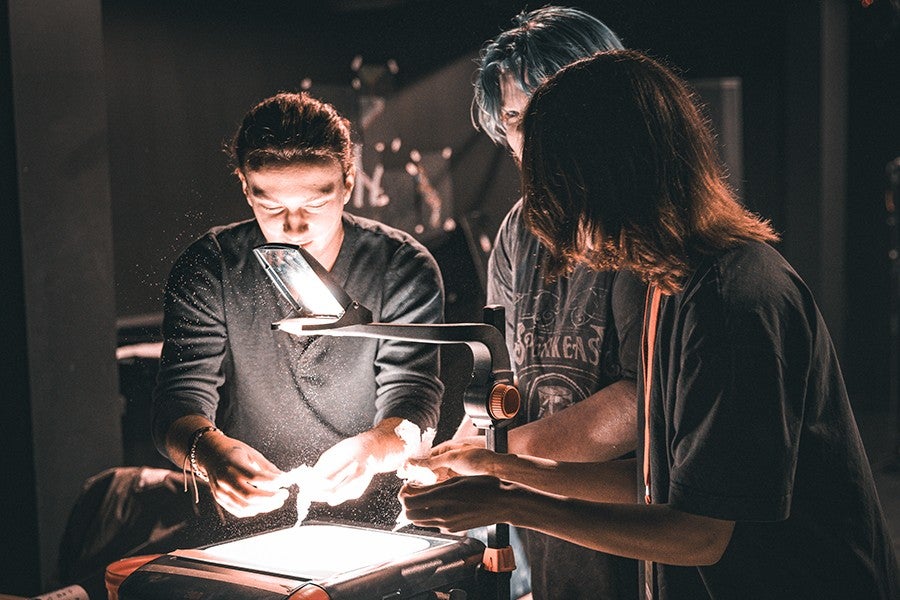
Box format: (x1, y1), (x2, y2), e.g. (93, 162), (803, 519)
(521, 50), (777, 294)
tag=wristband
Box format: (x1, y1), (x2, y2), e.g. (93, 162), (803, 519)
(182, 425), (218, 503)
(188, 425), (218, 481)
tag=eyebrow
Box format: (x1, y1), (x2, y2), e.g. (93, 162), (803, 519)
(250, 181), (338, 200)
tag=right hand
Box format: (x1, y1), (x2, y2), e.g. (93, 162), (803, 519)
(195, 431), (289, 518)
(408, 439), (500, 482)
(399, 475), (517, 534)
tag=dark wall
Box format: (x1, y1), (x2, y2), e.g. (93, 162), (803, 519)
(4, 0), (122, 593)
(0, 0), (40, 591)
(845, 1), (900, 412)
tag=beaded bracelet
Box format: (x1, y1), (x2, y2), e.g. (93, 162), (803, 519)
(182, 425), (218, 503)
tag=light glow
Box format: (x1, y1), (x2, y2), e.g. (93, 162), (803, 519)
(254, 245), (345, 319)
(199, 524), (437, 579)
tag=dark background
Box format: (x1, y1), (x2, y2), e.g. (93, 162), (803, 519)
(2, 0), (898, 594)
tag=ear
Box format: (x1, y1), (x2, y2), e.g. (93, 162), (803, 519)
(342, 167), (356, 205)
(236, 169), (252, 207)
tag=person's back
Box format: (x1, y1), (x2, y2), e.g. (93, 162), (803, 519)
(647, 240), (899, 598)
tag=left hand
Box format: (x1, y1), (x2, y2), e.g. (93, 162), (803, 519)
(311, 418), (407, 505)
(399, 475), (517, 534)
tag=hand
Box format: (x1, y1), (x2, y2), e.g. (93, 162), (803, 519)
(311, 419), (407, 506)
(196, 431), (288, 518)
(399, 475), (517, 534)
(409, 440), (500, 482)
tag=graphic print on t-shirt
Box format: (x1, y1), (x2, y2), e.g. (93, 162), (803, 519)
(512, 274), (615, 421)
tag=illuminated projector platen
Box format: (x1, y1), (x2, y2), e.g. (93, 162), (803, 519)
(116, 521), (485, 600)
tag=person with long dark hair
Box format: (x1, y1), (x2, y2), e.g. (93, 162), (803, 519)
(401, 50), (899, 599)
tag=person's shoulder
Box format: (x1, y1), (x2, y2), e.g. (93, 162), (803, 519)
(684, 240), (805, 316)
(205, 218), (260, 246)
(175, 219), (260, 265)
(495, 198), (539, 251)
(718, 240), (796, 289)
(498, 198), (526, 234)
(506, 198), (525, 221)
(343, 213), (431, 256)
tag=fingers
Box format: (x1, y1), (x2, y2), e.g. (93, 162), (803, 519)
(409, 447), (491, 478)
(311, 437), (379, 505)
(201, 438), (289, 517)
(227, 447), (283, 482)
(398, 479), (486, 534)
(211, 479), (289, 518)
(429, 437), (484, 456)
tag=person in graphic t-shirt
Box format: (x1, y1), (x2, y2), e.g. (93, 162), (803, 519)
(445, 7), (646, 599)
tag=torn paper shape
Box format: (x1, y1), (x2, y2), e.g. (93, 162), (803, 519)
(274, 464), (328, 526)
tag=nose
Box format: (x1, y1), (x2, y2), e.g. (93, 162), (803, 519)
(282, 208), (309, 236)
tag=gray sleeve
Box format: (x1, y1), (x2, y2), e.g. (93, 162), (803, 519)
(151, 236), (227, 461)
(372, 241), (445, 431)
(486, 201), (522, 361)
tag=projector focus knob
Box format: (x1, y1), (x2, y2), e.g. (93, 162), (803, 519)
(488, 383), (520, 421)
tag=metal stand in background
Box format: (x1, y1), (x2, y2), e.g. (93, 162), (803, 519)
(887, 157), (900, 470)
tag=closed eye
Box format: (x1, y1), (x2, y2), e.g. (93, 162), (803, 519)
(257, 202), (283, 213)
(305, 198), (331, 210)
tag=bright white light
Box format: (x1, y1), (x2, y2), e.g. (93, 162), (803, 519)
(200, 524), (436, 578)
(256, 246), (344, 318)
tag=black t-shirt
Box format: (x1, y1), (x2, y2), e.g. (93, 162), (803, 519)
(642, 240), (899, 599)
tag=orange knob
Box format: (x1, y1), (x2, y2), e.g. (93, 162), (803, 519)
(488, 383), (520, 420)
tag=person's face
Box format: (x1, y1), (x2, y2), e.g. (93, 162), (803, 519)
(240, 159), (353, 266)
(499, 72), (531, 162)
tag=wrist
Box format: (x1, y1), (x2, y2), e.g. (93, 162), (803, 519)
(186, 425), (219, 481)
(369, 418), (409, 469)
(487, 451), (518, 480)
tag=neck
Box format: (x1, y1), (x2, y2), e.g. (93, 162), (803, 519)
(310, 225), (344, 272)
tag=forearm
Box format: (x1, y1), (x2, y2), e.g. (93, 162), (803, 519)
(508, 379), (637, 461)
(487, 454), (636, 504)
(506, 492), (734, 566)
(377, 386), (442, 432)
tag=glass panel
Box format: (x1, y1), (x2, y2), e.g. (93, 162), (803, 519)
(253, 245), (345, 319)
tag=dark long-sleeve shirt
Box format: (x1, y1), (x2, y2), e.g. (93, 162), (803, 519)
(152, 214), (445, 471)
